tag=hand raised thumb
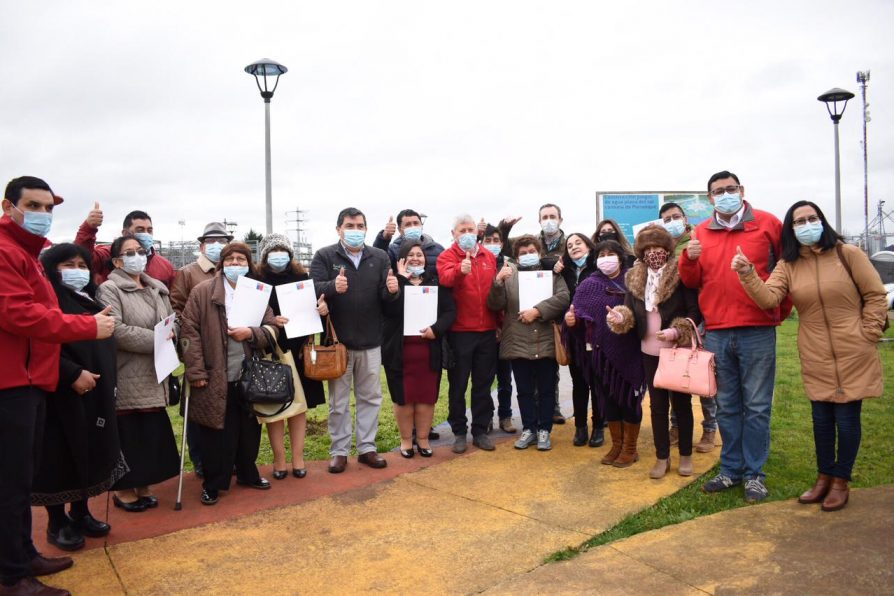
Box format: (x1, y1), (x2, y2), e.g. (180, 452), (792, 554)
(91, 373), (101, 380)
(93, 201), (100, 210)
(465, 251), (471, 259)
(569, 304), (575, 312)
(690, 228), (697, 242)
(388, 215), (393, 222)
(338, 267), (346, 277)
(736, 245), (745, 258)
(387, 268), (396, 277)
(98, 305), (112, 316)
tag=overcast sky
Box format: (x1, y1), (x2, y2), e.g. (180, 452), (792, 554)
(2, 0), (892, 252)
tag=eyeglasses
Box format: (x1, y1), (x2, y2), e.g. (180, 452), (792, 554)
(121, 249), (148, 258)
(709, 185), (741, 197)
(662, 214), (684, 223)
(792, 216), (821, 228)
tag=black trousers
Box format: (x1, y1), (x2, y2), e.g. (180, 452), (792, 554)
(569, 360), (602, 428)
(0, 387), (45, 584)
(447, 331), (497, 437)
(643, 354), (692, 458)
(198, 383), (262, 493)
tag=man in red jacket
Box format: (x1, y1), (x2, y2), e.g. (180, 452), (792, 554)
(0, 176), (115, 595)
(679, 170), (790, 504)
(75, 204), (175, 287)
(437, 214), (499, 453)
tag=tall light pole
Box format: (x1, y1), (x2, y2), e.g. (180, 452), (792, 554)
(817, 87), (855, 234)
(244, 58), (288, 235)
(857, 70), (871, 252)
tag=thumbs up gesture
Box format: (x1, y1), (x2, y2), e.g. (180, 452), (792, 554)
(460, 251), (472, 275)
(477, 217), (487, 236)
(496, 259), (513, 282)
(86, 201), (104, 229)
(731, 245), (753, 274)
(386, 268), (399, 294)
(383, 215), (396, 240)
(316, 294), (329, 317)
(564, 304), (576, 327)
(605, 304), (623, 324)
(94, 305), (115, 339)
(686, 228), (702, 261)
(335, 267), (348, 294)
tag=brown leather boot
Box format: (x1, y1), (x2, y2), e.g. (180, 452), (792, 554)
(612, 422), (641, 468)
(798, 473), (833, 504)
(821, 477), (849, 512)
(600, 421), (624, 465)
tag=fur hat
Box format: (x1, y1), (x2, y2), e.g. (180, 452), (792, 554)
(633, 224), (674, 260)
(259, 233), (293, 262)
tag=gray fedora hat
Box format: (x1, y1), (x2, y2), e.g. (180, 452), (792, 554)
(198, 222), (234, 242)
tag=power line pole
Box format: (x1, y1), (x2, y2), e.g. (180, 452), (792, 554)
(857, 70), (870, 252)
(285, 208), (314, 265)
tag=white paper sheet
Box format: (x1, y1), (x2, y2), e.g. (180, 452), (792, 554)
(229, 276), (273, 328)
(275, 279), (324, 339)
(518, 270), (553, 311)
(153, 314), (180, 384)
(403, 285), (438, 336)
(632, 218), (664, 238)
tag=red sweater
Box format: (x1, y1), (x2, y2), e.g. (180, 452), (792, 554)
(75, 221), (175, 288)
(437, 243), (498, 332)
(0, 217), (98, 392)
(678, 202), (792, 330)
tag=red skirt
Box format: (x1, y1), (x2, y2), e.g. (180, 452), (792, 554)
(402, 336), (439, 405)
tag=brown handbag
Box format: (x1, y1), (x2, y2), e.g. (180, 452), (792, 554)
(302, 316), (348, 381)
(553, 323), (569, 366)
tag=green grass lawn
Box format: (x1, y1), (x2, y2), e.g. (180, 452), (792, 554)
(545, 316), (894, 562)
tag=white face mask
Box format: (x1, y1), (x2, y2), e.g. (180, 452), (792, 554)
(541, 220), (559, 235)
(121, 254), (147, 275)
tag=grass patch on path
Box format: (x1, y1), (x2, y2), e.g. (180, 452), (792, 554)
(545, 318), (894, 563)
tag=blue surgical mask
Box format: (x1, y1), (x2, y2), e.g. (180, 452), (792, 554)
(13, 205), (53, 237)
(407, 265), (425, 277)
(266, 251), (291, 272)
(402, 226), (423, 242)
(663, 219), (685, 239)
(794, 222), (823, 246)
(541, 220), (559, 235)
(342, 230), (366, 249)
(714, 192), (742, 215)
(121, 254), (147, 275)
(224, 265), (249, 283)
(204, 242), (224, 263)
(457, 233), (477, 252)
(484, 244), (502, 257)
(518, 253), (540, 268)
(133, 232), (154, 251)
(60, 268), (90, 292)
(573, 255), (588, 268)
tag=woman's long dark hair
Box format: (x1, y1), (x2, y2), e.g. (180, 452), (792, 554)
(781, 201), (843, 262)
(562, 232), (598, 268)
(40, 243), (97, 298)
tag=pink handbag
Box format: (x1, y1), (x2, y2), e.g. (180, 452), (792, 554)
(653, 318), (717, 397)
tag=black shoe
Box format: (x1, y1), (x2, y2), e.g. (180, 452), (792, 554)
(588, 425), (605, 448)
(272, 469), (288, 480)
(47, 524), (85, 552)
(573, 426), (588, 447)
(429, 427), (440, 441)
(112, 495), (146, 513)
(139, 495), (159, 509)
(416, 445), (433, 458)
(201, 489), (219, 505)
(292, 468), (307, 479)
(237, 478), (271, 490)
(399, 447), (415, 459)
(70, 514), (111, 538)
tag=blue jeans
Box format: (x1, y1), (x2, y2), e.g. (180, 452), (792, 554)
(704, 326), (776, 481)
(512, 358), (558, 433)
(812, 400), (862, 481)
(496, 357), (513, 419)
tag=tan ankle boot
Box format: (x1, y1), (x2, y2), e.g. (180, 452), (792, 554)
(694, 430), (716, 453)
(798, 473), (833, 504)
(677, 455), (693, 477)
(600, 421), (624, 465)
(649, 457), (670, 479)
(612, 422), (640, 468)
(821, 477), (849, 512)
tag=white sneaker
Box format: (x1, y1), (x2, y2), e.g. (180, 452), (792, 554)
(537, 430), (551, 451)
(514, 429), (536, 449)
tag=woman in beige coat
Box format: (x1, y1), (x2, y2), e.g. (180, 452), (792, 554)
(96, 236), (180, 512)
(733, 201), (887, 512)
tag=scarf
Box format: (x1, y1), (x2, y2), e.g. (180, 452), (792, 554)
(644, 265), (664, 313)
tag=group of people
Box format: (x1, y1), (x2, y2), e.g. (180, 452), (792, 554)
(1, 170), (887, 595)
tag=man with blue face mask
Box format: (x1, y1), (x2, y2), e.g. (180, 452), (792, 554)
(0, 176), (116, 595)
(311, 207), (400, 474)
(373, 208), (444, 272)
(75, 207), (175, 288)
(679, 170), (791, 504)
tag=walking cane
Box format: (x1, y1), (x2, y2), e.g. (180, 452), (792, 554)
(175, 338), (190, 511)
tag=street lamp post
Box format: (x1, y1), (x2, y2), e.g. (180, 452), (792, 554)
(244, 58), (288, 235)
(817, 87), (855, 234)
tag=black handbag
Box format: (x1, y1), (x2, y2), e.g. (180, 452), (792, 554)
(240, 327), (294, 417)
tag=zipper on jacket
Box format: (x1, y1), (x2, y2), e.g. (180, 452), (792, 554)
(813, 255), (843, 396)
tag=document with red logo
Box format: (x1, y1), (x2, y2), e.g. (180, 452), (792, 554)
(230, 276), (273, 328)
(403, 285), (438, 336)
(276, 279), (324, 339)
(518, 271), (553, 311)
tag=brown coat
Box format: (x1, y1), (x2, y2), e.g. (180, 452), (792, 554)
(740, 243), (886, 403)
(180, 274), (276, 429)
(170, 253), (216, 315)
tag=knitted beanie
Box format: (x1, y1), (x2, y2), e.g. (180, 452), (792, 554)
(259, 233), (293, 262)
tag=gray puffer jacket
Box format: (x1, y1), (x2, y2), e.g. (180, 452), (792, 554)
(97, 269), (176, 410)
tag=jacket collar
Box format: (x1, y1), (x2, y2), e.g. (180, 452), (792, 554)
(197, 253), (217, 273)
(210, 273), (227, 306)
(705, 200), (755, 232)
(0, 215), (49, 257)
(108, 267), (169, 295)
(335, 241), (369, 262)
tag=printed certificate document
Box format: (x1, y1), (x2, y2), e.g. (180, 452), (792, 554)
(230, 276), (273, 328)
(518, 270), (553, 311)
(403, 285), (438, 336)
(276, 279), (324, 339)
(153, 314), (179, 383)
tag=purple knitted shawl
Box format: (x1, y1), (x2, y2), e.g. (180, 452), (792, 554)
(563, 270), (644, 414)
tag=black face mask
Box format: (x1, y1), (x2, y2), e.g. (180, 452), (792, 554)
(599, 231), (619, 242)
